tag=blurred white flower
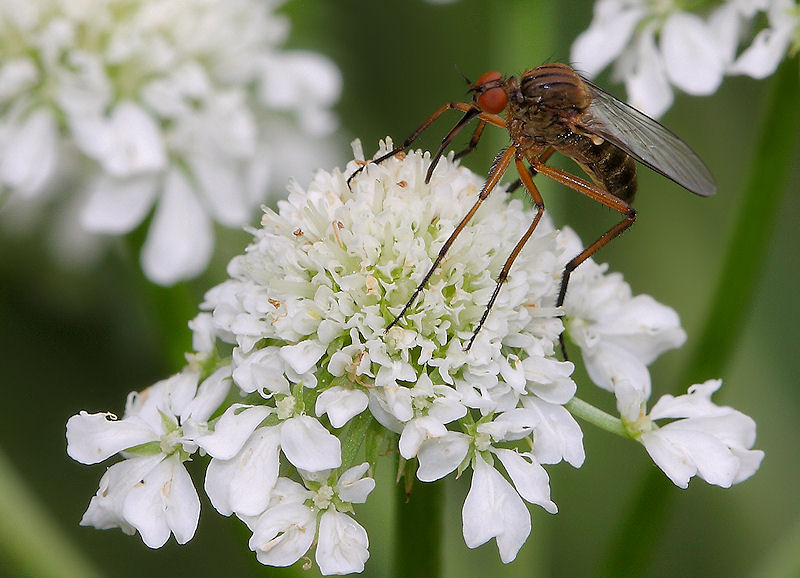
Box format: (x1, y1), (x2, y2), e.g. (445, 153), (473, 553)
(0, 0), (341, 284)
(571, 0), (798, 117)
(729, 0), (799, 78)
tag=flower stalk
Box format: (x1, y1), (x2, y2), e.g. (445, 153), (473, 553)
(565, 397), (627, 438)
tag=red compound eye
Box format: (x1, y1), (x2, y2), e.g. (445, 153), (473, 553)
(474, 71), (506, 114)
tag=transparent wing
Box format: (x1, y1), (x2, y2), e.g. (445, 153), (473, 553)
(578, 78), (716, 196)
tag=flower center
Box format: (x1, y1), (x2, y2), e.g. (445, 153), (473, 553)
(276, 395), (297, 421)
(313, 484), (335, 510)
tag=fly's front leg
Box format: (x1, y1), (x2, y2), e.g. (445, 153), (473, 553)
(386, 145), (517, 333)
(464, 154), (546, 350)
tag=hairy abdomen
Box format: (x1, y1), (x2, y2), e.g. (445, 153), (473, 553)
(561, 134), (637, 204)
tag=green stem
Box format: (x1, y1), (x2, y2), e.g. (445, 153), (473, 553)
(394, 475), (443, 578)
(602, 57), (800, 576)
(681, 63), (800, 387)
(0, 449), (104, 578)
(565, 396), (628, 438)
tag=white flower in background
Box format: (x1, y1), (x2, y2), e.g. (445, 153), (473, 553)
(618, 379), (765, 488)
(66, 367), (231, 547)
(571, 0), (799, 118)
(67, 141), (763, 571)
(0, 0), (341, 284)
(729, 0), (800, 78)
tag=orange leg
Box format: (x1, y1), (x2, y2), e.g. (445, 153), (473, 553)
(386, 145), (517, 333)
(425, 108), (481, 183)
(506, 147), (555, 193)
(453, 120), (487, 160)
(464, 153), (546, 350)
(531, 163), (637, 308)
(347, 102), (506, 187)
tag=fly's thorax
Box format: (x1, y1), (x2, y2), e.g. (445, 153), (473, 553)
(519, 64), (591, 112)
(506, 65), (592, 147)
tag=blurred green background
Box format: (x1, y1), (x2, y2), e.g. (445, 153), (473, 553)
(1, 1), (798, 576)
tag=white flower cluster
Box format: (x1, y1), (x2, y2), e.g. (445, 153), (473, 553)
(0, 0), (341, 284)
(67, 142), (763, 573)
(571, 0), (799, 117)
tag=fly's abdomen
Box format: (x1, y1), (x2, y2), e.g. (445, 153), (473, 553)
(568, 136), (637, 204)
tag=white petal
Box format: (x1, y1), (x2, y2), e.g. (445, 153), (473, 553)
(593, 295), (686, 364)
(182, 366), (232, 424)
(315, 386), (369, 428)
(316, 509), (369, 575)
(498, 355), (526, 392)
(640, 429), (697, 488)
(583, 341), (652, 398)
(522, 356), (576, 404)
(428, 393), (467, 425)
(140, 169), (214, 285)
(336, 463), (375, 504)
(462, 455), (530, 564)
(416, 431), (470, 482)
(614, 379), (648, 424)
(103, 102), (167, 176)
(0, 58), (38, 104)
(189, 313), (216, 353)
(570, 1), (646, 77)
(522, 397), (585, 467)
(249, 502), (317, 567)
(730, 446), (765, 484)
(649, 379), (725, 420)
(121, 372), (199, 436)
(232, 346), (290, 395)
(122, 454), (199, 547)
(398, 416), (448, 460)
(80, 455), (163, 536)
(204, 426), (281, 517)
(280, 415), (342, 471)
(186, 152), (251, 227)
(196, 404), (273, 460)
(279, 340), (326, 375)
(80, 175), (158, 234)
(66, 411), (156, 464)
(642, 410), (764, 488)
(661, 13), (724, 95)
(661, 423), (742, 487)
(1, 107), (59, 197)
(479, 408), (538, 442)
(621, 26), (673, 118)
(161, 370), (202, 419)
(729, 26), (792, 79)
(367, 390), (405, 434)
(708, 3), (743, 67)
(494, 448), (557, 514)
(372, 382), (414, 422)
(258, 51), (342, 135)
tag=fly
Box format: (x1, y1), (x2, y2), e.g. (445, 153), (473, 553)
(349, 62), (716, 351)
